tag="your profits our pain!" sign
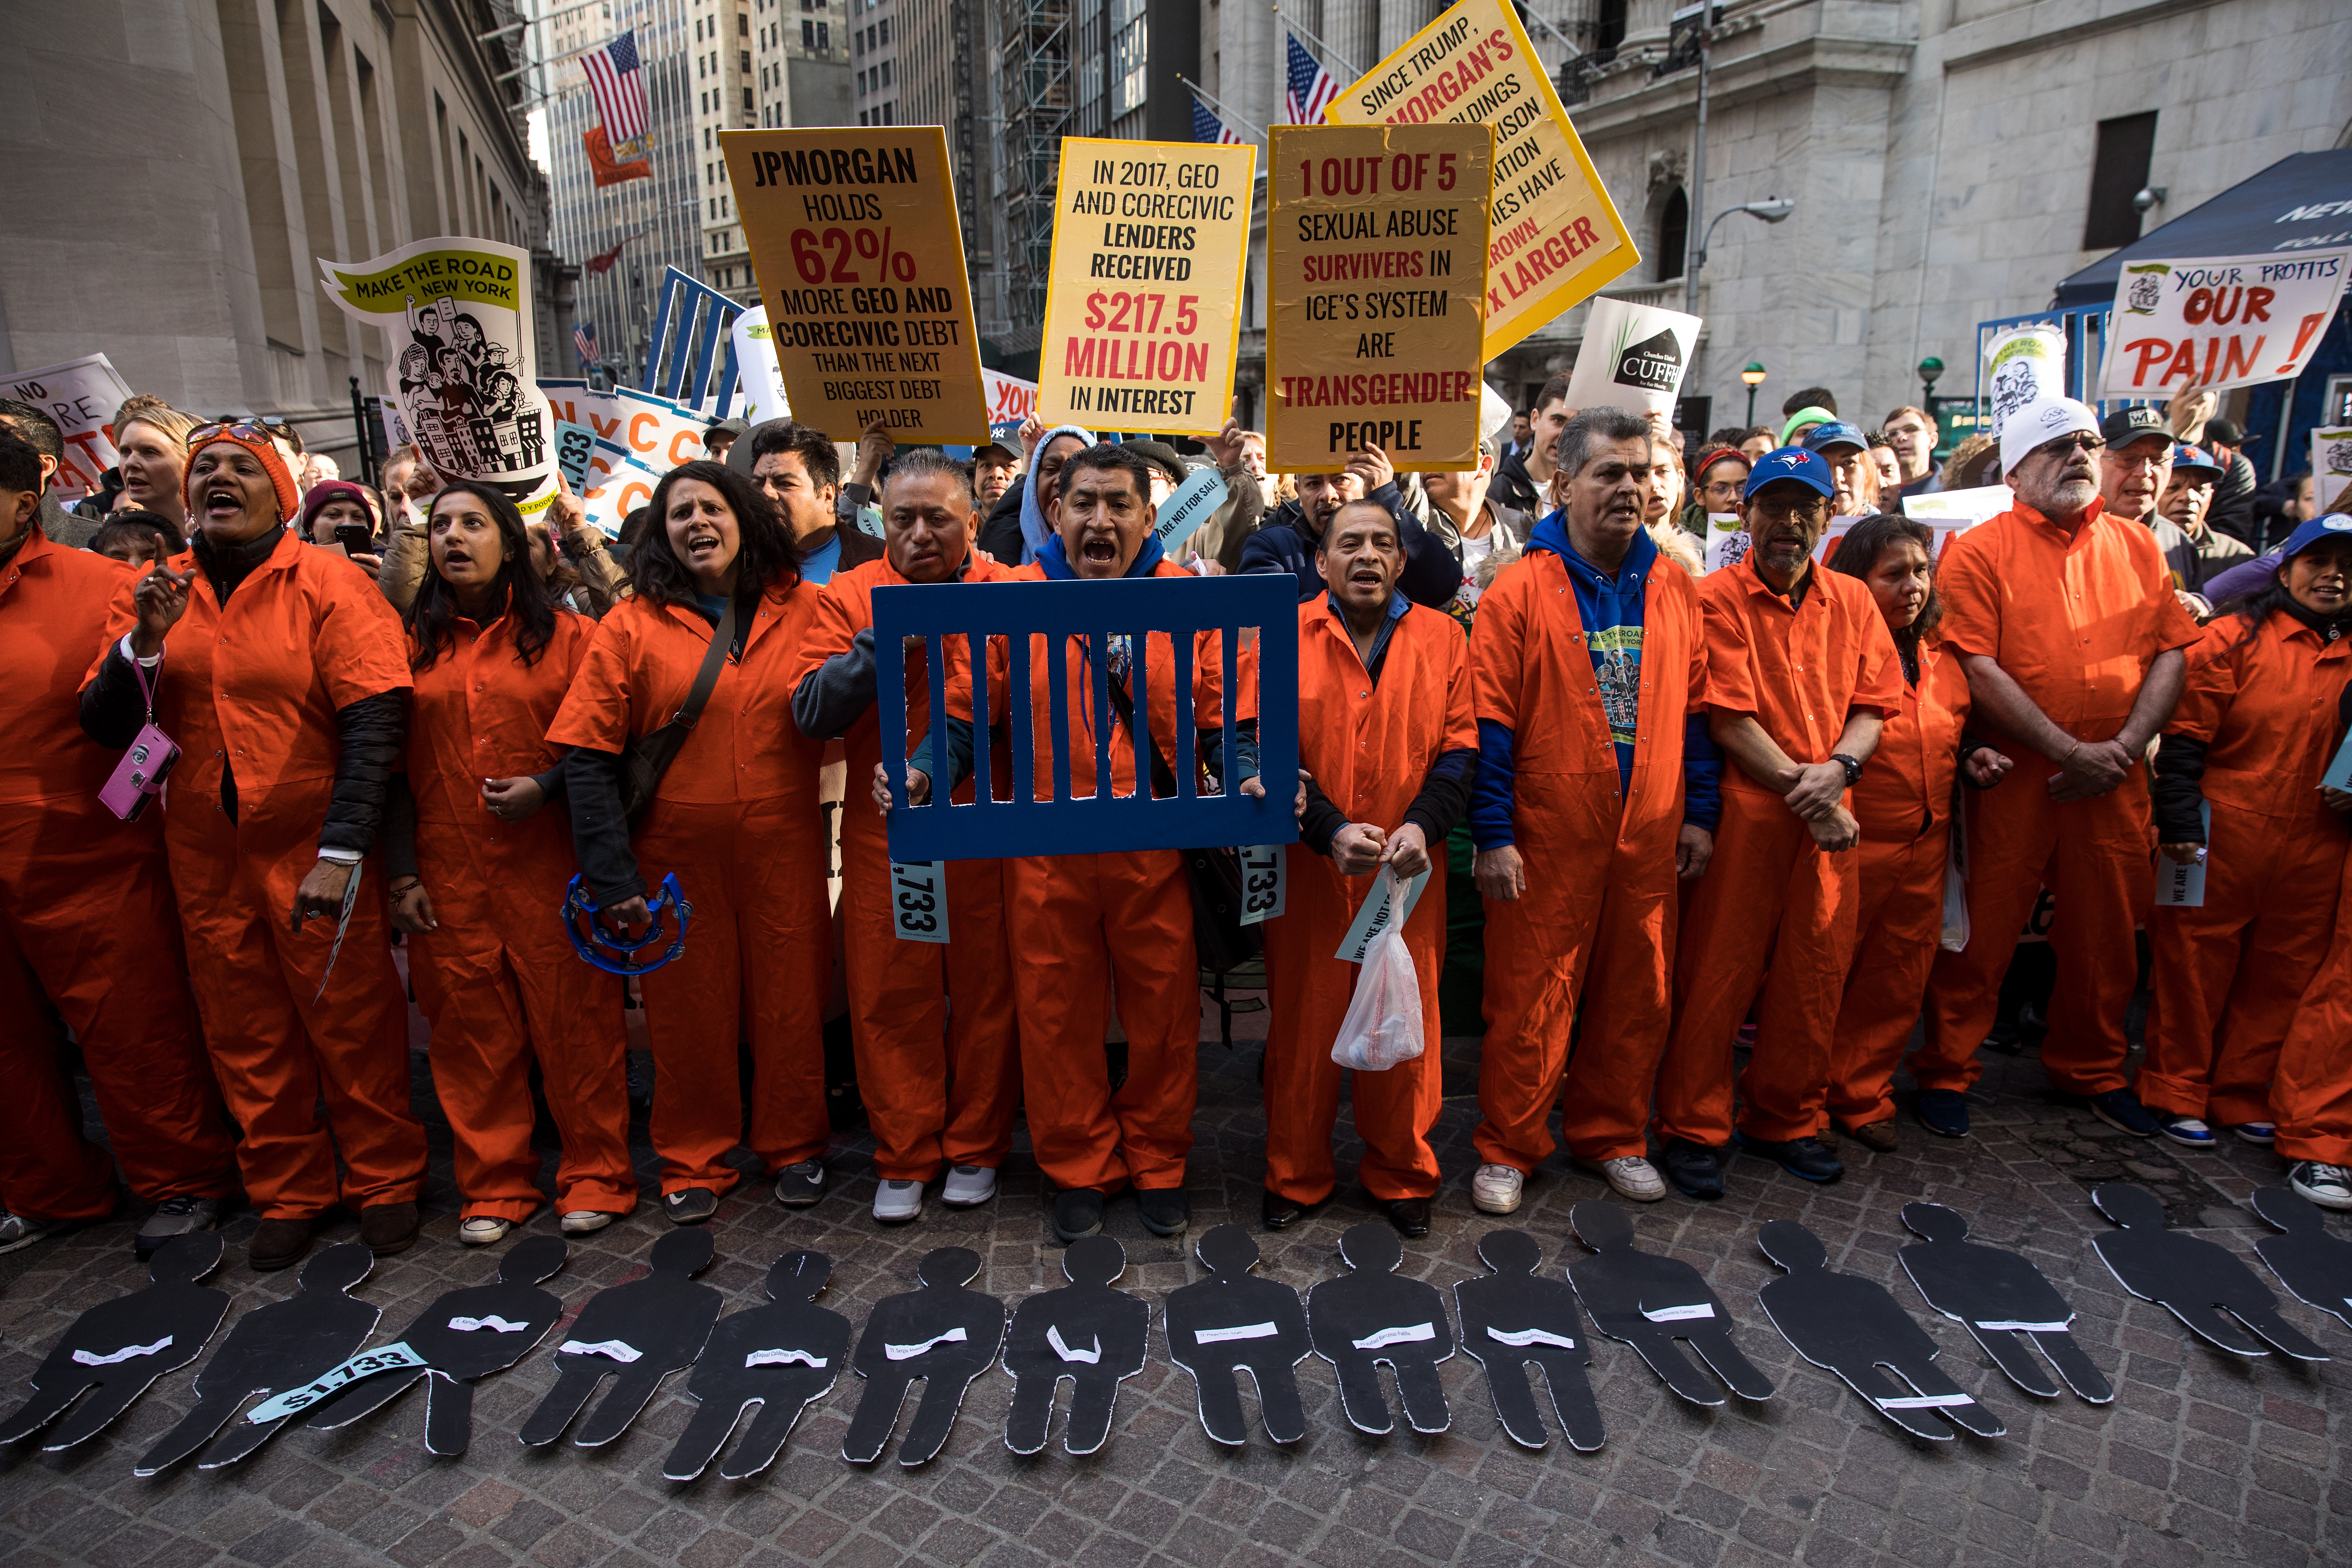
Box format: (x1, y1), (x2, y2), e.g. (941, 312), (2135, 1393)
(721, 127), (989, 443)
(1039, 138), (1255, 437)
(2098, 249), (2350, 398)
(1326, 0), (1637, 360)
(1266, 123), (1493, 474)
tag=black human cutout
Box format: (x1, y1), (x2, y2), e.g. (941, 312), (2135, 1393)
(1566, 1200), (1773, 1407)
(1896, 1203), (2112, 1403)
(518, 1228), (723, 1448)
(134, 1242), (379, 1475)
(663, 1251), (851, 1481)
(2090, 1183), (2329, 1361)
(2249, 1187), (2352, 1334)
(1306, 1222), (1454, 1435)
(843, 1246), (1004, 1466)
(300, 1234), (569, 1454)
(1757, 1219), (2004, 1441)
(1001, 1236), (1151, 1456)
(1452, 1229), (1604, 1451)
(0, 1234), (230, 1451)
(1163, 1224), (1311, 1447)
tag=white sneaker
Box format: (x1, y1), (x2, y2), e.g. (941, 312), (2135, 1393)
(1579, 1155), (1668, 1203)
(458, 1216), (511, 1247)
(1470, 1163), (1524, 1215)
(873, 1178), (924, 1223)
(2289, 1161), (2352, 1211)
(941, 1165), (997, 1207)
(559, 1210), (618, 1236)
(0, 1211), (70, 1255)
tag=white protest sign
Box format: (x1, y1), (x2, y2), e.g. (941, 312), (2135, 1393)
(2311, 427), (2352, 514)
(1333, 866), (1429, 964)
(2154, 804), (2210, 909)
(730, 306), (791, 424)
(1153, 466), (1227, 556)
(1238, 844), (1286, 926)
(581, 449), (664, 538)
(984, 369), (1038, 429)
(1984, 325), (2065, 442)
(1700, 514), (1748, 575)
(2100, 250), (2350, 399)
(1, 354), (135, 499)
(1564, 297), (1700, 416)
(888, 860), (949, 943)
(1902, 484), (2013, 527)
(1813, 516), (1868, 564)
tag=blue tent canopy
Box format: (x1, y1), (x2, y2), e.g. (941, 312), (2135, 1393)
(2053, 149), (2352, 309)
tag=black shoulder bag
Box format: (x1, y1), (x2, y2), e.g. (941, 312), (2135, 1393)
(618, 596), (738, 822)
(1100, 662), (1261, 974)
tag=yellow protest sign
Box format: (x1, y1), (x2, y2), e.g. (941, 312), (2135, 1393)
(720, 127), (988, 442)
(1038, 138), (1256, 437)
(1325, 0), (1638, 359)
(1266, 123), (1492, 474)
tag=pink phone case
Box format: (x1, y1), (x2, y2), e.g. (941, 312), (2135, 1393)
(100, 721), (179, 821)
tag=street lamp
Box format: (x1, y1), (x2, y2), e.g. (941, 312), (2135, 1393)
(1917, 355), (1945, 417)
(1685, 197), (1795, 316)
(1741, 362), (1767, 427)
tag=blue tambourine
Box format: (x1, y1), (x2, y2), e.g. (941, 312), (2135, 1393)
(563, 873), (692, 975)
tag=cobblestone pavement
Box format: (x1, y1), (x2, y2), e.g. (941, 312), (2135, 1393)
(1, 1019), (2345, 1568)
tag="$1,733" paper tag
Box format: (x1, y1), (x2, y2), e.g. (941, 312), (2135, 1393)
(889, 861), (950, 944)
(1238, 844), (1284, 926)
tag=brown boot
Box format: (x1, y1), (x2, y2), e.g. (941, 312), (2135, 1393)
(1836, 1118), (1902, 1153)
(359, 1201), (420, 1255)
(248, 1216), (318, 1272)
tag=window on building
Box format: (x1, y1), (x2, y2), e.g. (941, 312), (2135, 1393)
(1656, 187), (1688, 281)
(817, 21), (827, 46)
(1111, 0), (1147, 119)
(740, 50), (750, 71)
(804, 18), (813, 45)
(738, 12), (748, 33)
(878, 18), (888, 43)
(880, 59), (889, 86)
(2084, 111), (2159, 250)
(883, 102), (893, 126)
(743, 87), (753, 112)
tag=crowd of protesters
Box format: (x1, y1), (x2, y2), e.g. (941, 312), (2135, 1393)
(0, 363), (2344, 1274)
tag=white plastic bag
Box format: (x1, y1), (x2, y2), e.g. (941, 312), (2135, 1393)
(1939, 813), (1970, 952)
(1331, 872), (1426, 1072)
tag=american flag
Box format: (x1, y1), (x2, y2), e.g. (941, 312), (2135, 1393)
(1285, 34), (1340, 124)
(574, 321), (599, 366)
(581, 30), (650, 150)
(1190, 93), (1242, 146)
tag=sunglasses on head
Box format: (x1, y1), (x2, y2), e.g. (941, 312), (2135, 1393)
(2033, 432), (2105, 459)
(188, 421), (275, 446)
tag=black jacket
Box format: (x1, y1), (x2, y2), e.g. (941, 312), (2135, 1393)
(1490, 446), (1543, 517)
(1236, 481), (1463, 609)
(2209, 451), (2259, 547)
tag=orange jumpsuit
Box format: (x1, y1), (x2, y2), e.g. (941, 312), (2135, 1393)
(1819, 638), (1974, 1130)
(94, 533), (425, 1220)
(2138, 612), (2351, 1125)
(1471, 547), (1707, 1169)
(404, 610), (636, 1222)
(788, 554), (1020, 1183)
(0, 527), (234, 1222)
(546, 583), (832, 1197)
(970, 560), (1256, 1195)
(1264, 597), (1475, 1205)
(1657, 558), (1903, 1146)
(2273, 840), (2352, 1165)
(1920, 502), (2200, 1096)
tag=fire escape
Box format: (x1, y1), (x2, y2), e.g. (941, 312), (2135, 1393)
(999, 0), (1071, 331)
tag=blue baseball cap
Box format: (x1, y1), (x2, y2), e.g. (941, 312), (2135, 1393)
(2170, 443), (2225, 480)
(1800, 420), (1868, 455)
(1744, 446), (1837, 501)
(2276, 512), (2352, 561)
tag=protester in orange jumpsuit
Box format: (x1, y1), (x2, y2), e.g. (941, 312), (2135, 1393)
(384, 479), (636, 1246)
(1814, 515), (2012, 1149)
(0, 427), (235, 1259)
(2140, 514), (2352, 1157)
(550, 460), (832, 1226)
(887, 444), (1262, 1245)
(80, 422), (424, 1272)
(1656, 447), (1903, 1197)
(1919, 397), (2198, 1139)
(1260, 499), (1475, 1238)
(792, 448), (1019, 1226)
(1467, 409), (1717, 1215)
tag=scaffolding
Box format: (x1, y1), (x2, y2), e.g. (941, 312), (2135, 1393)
(997, 0), (1071, 329)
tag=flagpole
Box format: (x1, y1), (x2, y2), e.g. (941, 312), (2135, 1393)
(1176, 74), (1268, 141)
(1270, 5), (1362, 83)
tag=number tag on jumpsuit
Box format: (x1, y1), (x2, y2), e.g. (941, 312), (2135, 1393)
(889, 860), (950, 944)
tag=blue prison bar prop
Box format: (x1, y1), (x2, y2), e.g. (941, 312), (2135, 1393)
(641, 267), (742, 416)
(873, 574), (1301, 862)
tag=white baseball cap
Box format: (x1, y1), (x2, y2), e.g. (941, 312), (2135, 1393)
(2000, 395), (2102, 477)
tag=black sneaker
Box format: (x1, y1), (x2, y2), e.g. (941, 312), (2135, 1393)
(2086, 1087), (2160, 1138)
(773, 1160), (826, 1208)
(1137, 1187), (1189, 1237)
(1914, 1089), (1970, 1139)
(1383, 1197), (1432, 1238)
(663, 1186), (719, 1225)
(1736, 1132), (1844, 1183)
(1052, 1188), (1104, 1244)
(1662, 1139), (1724, 1200)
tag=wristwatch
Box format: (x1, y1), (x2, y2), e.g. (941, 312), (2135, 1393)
(1830, 753), (1865, 786)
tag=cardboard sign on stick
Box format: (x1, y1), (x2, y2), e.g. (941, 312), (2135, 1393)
(1563, 296), (1699, 415)
(1266, 123), (1493, 474)
(2311, 426), (2352, 514)
(2099, 249), (2349, 398)
(722, 127), (989, 442)
(1039, 138), (1256, 436)
(1, 354), (135, 499)
(1326, 0), (1638, 358)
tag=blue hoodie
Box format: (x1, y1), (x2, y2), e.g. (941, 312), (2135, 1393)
(1470, 514), (1721, 847)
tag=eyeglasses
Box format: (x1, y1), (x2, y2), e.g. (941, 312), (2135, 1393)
(188, 421), (273, 446)
(1749, 495), (1828, 519)
(2031, 433), (2105, 460)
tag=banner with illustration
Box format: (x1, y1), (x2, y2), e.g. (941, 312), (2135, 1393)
(2310, 425), (2352, 514)
(2098, 249), (2350, 398)
(1983, 325), (2065, 442)
(1563, 297), (1699, 415)
(317, 237), (556, 516)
